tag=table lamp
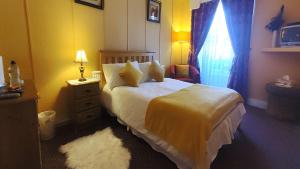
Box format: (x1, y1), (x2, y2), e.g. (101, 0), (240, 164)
(75, 50), (88, 81)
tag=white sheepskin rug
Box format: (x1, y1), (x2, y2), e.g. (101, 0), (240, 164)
(59, 128), (131, 169)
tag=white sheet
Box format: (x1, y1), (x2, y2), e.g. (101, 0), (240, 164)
(101, 78), (246, 169)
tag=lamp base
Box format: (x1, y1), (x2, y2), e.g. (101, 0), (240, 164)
(78, 65), (86, 82)
(78, 77), (86, 82)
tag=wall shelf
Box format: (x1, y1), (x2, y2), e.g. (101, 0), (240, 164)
(262, 47), (300, 53)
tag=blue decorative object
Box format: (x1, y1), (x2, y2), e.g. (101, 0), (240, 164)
(265, 5), (285, 32)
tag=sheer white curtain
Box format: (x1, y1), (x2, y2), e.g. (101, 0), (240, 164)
(198, 1), (234, 87)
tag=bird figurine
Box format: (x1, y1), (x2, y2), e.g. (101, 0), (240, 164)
(265, 5), (285, 32)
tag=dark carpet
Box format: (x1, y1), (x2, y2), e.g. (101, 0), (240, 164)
(41, 106), (300, 169)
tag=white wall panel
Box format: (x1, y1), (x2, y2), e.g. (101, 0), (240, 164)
(104, 0), (127, 50)
(127, 0), (146, 50)
(103, 0), (172, 70)
(159, 0), (173, 74)
(146, 22), (160, 60)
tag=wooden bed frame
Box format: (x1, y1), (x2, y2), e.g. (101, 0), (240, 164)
(99, 50), (155, 86)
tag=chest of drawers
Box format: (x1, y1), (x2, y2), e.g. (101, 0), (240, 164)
(0, 80), (41, 169)
(67, 79), (101, 125)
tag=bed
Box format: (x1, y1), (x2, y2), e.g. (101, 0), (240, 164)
(99, 50), (246, 169)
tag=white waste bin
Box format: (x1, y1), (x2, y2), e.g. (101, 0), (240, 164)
(38, 110), (56, 141)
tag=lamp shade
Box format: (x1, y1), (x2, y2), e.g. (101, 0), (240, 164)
(173, 31), (191, 42)
(75, 50), (88, 63)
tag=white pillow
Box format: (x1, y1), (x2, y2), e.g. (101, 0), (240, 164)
(139, 62), (151, 83)
(102, 61), (140, 90)
(103, 63), (123, 82)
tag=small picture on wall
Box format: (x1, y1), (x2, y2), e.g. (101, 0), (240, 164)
(147, 0), (161, 23)
(75, 0), (104, 10)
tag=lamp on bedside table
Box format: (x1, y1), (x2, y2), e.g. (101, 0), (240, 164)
(75, 49), (88, 81)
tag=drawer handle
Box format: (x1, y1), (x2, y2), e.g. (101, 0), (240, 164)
(86, 114), (95, 119)
(85, 102), (93, 106)
(85, 89), (92, 93)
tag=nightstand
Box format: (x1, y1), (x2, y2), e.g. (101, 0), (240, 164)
(67, 78), (102, 127)
(266, 83), (300, 121)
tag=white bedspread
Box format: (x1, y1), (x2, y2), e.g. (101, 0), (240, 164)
(101, 78), (246, 169)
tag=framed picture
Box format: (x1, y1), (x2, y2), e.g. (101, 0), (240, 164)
(147, 0), (161, 23)
(75, 0), (104, 10)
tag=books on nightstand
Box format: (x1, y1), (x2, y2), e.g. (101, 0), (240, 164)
(0, 85), (23, 99)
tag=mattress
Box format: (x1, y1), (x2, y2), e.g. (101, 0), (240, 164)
(101, 78), (246, 169)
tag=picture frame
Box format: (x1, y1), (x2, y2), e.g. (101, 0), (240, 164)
(147, 0), (161, 23)
(75, 0), (104, 10)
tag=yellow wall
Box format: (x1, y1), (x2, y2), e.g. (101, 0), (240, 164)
(171, 0), (191, 65)
(0, 0), (103, 123)
(0, 1), (33, 81)
(25, 0), (104, 123)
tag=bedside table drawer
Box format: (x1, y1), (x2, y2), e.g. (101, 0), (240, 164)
(75, 96), (100, 112)
(75, 83), (100, 99)
(75, 108), (100, 124)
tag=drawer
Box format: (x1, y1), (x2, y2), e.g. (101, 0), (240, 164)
(75, 108), (100, 124)
(74, 96), (100, 112)
(74, 83), (100, 99)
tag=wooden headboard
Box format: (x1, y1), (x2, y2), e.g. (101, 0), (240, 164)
(99, 50), (155, 86)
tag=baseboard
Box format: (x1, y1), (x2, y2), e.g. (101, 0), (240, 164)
(247, 98), (268, 110)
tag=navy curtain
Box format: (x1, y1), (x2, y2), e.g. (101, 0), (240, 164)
(188, 0), (220, 83)
(222, 0), (255, 101)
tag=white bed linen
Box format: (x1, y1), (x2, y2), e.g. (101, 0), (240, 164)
(101, 78), (246, 169)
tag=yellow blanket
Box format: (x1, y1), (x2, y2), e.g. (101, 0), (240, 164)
(145, 84), (243, 169)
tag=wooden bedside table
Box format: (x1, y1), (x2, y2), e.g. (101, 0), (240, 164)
(67, 78), (102, 127)
(266, 83), (300, 121)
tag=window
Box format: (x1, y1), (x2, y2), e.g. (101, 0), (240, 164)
(198, 1), (234, 87)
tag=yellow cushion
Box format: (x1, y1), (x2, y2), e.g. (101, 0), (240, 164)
(119, 61), (143, 87)
(175, 65), (189, 78)
(149, 60), (165, 82)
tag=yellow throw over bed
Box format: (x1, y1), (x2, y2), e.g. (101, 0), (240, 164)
(145, 84), (243, 169)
